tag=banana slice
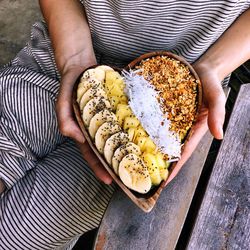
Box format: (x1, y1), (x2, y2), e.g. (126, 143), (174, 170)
(77, 78), (102, 103)
(81, 68), (106, 82)
(118, 154), (152, 194)
(89, 109), (117, 139)
(82, 97), (111, 126)
(112, 142), (141, 174)
(95, 65), (114, 72)
(95, 122), (121, 154)
(79, 85), (107, 111)
(104, 132), (129, 165)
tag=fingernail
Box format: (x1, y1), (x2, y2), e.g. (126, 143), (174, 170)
(218, 126), (224, 139)
(103, 180), (112, 185)
(100, 176), (111, 185)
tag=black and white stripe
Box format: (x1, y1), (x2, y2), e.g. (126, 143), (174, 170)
(82, 0), (250, 68)
(1, 1), (250, 249)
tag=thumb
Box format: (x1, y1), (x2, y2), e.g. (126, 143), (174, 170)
(56, 99), (86, 144)
(205, 84), (226, 140)
(56, 67), (86, 143)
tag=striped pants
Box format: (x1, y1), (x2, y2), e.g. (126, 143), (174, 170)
(0, 22), (114, 250)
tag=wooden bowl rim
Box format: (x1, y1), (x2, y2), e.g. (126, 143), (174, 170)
(72, 51), (202, 212)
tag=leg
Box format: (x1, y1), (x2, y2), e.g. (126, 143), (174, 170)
(0, 139), (114, 250)
(0, 66), (114, 249)
(0, 65), (63, 188)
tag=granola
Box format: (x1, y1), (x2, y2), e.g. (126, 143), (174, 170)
(136, 55), (198, 140)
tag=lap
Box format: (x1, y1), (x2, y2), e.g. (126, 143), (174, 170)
(0, 139), (114, 250)
(0, 21), (115, 249)
(0, 65), (63, 188)
(0, 70), (115, 248)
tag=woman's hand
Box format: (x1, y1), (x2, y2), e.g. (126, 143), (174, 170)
(56, 66), (87, 144)
(56, 64), (113, 185)
(39, 0), (112, 184)
(165, 63), (226, 185)
(165, 7), (250, 185)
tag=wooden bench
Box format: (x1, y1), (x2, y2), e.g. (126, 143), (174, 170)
(187, 83), (250, 250)
(93, 83), (250, 250)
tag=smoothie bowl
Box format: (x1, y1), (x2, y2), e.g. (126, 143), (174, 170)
(72, 51), (202, 212)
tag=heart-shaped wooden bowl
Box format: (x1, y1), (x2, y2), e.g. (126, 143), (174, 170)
(72, 51), (202, 212)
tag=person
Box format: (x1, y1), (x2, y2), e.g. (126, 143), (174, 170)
(0, 0), (249, 249)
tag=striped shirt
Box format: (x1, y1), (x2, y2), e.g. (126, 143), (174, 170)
(81, 0), (249, 68)
(0, 2), (249, 249)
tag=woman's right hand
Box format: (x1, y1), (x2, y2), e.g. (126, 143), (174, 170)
(56, 64), (113, 185)
(56, 66), (87, 144)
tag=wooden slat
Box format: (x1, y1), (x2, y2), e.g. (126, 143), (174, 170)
(94, 129), (214, 250)
(94, 89), (230, 250)
(187, 83), (250, 250)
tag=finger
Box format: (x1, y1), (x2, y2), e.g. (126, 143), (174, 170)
(165, 115), (208, 185)
(56, 96), (85, 143)
(205, 84), (226, 140)
(77, 142), (113, 185)
(56, 69), (85, 143)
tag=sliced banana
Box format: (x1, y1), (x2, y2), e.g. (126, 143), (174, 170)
(95, 65), (114, 72)
(95, 121), (121, 154)
(82, 96), (111, 126)
(118, 154), (152, 194)
(77, 65), (169, 194)
(79, 85), (107, 111)
(77, 78), (102, 103)
(81, 68), (106, 82)
(89, 109), (117, 139)
(104, 132), (129, 165)
(112, 142), (141, 174)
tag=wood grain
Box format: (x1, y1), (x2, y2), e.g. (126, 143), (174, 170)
(94, 130), (214, 250)
(187, 83), (250, 250)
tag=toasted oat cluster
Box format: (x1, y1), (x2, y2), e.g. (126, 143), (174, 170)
(136, 55), (198, 139)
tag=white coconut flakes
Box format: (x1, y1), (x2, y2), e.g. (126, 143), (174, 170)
(122, 69), (181, 160)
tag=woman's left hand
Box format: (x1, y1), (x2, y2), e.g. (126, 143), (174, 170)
(165, 7), (250, 185)
(165, 62), (226, 185)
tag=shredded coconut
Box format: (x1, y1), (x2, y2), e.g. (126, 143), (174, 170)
(122, 70), (181, 159)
